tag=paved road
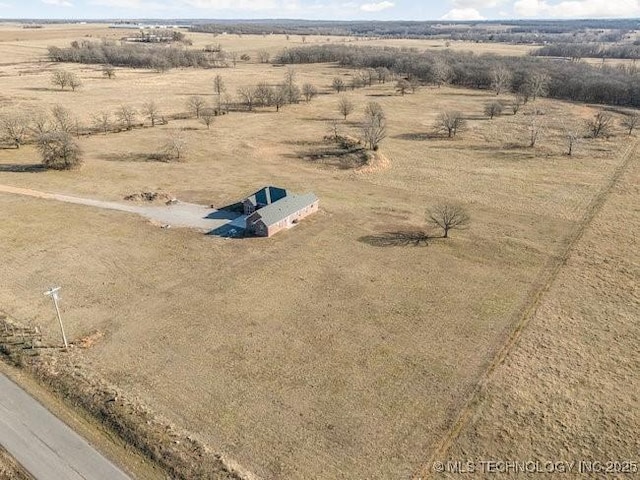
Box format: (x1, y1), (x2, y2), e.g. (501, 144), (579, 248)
(0, 373), (131, 480)
(0, 184), (243, 233)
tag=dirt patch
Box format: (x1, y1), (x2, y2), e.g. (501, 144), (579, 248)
(123, 191), (176, 204)
(296, 135), (370, 169)
(354, 150), (390, 174)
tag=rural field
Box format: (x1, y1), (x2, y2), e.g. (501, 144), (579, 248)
(0, 23), (637, 479)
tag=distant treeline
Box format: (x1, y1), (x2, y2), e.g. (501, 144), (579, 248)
(533, 43), (640, 60)
(47, 41), (214, 70)
(190, 19), (636, 43)
(276, 44), (640, 107)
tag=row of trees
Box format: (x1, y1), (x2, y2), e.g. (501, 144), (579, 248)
(235, 69), (318, 111)
(48, 41), (214, 71)
(533, 43), (640, 61)
(276, 44), (640, 108)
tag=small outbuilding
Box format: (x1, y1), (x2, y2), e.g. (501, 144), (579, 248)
(243, 186), (318, 237)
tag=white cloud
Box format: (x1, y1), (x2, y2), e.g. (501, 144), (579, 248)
(360, 1), (395, 12)
(42, 0), (72, 5)
(181, 0), (279, 9)
(452, 0), (506, 8)
(513, 0), (640, 18)
(441, 7), (485, 19)
(90, 0), (172, 8)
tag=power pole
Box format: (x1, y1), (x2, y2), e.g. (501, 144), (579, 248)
(44, 287), (68, 348)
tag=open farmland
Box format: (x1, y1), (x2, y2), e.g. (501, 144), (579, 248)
(0, 24), (638, 479)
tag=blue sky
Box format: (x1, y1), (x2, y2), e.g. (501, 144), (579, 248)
(3, 0), (640, 20)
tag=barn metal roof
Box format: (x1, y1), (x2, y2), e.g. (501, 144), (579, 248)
(249, 193), (318, 227)
(244, 186), (287, 207)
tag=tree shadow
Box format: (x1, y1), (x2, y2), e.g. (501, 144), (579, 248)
(393, 131), (445, 141)
(22, 87), (63, 92)
(298, 117), (341, 122)
(359, 230), (431, 247)
(100, 152), (172, 163)
(284, 142), (369, 170)
(366, 93), (395, 97)
(0, 163), (46, 173)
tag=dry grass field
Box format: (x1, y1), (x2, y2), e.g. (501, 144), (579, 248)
(0, 447), (30, 480)
(435, 141), (640, 479)
(0, 24), (637, 479)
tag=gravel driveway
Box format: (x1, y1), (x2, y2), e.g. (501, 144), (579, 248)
(0, 184), (243, 233)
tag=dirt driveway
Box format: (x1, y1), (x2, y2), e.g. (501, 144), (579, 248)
(0, 184), (243, 233)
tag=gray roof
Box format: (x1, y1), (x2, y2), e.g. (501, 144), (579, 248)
(244, 186), (287, 207)
(249, 193), (318, 227)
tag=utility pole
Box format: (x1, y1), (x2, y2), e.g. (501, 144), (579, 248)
(44, 287), (68, 348)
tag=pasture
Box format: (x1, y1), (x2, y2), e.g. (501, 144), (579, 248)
(0, 23), (636, 479)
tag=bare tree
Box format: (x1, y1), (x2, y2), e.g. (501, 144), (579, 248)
(254, 82), (274, 108)
(435, 111), (466, 138)
(51, 70), (70, 90)
(563, 122), (581, 156)
(37, 131), (82, 170)
(491, 65), (512, 96)
(522, 72), (550, 102)
(428, 203), (470, 238)
(68, 73), (82, 91)
(395, 79), (412, 96)
(0, 114), (30, 148)
(283, 68), (300, 103)
(587, 111), (614, 138)
(409, 77), (420, 93)
(221, 92), (232, 114)
(257, 50), (270, 63)
(116, 105), (137, 130)
(338, 96), (355, 120)
(51, 105), (75, 133)
(332, 77), (345, 93)
(272, 85), (288, 112)
(163, 130), (187, 160)
(213, 74), (226, 96)
(375, 66), (391, 84)
(200, 107), (215, 129)
(511, 94), (524, 115)
(350, 75), (363, 90)
(484, 101), (504, 119)
(30, 112), (50, 135)
(621, 111), (640, 135)
(361, 102), (386, 150)
(142, 100), (161, 127)
(230, 52), (238, 68)
(302, 83), (318, 102)
(92, 111), (111, 134)
(431, 57), (452, 88)
(326, 119), (341, 142)
(528, 113), (542, 147)
(102, 65), (116, 79)
(186, 96), (206, 118)
(237, 86), (256, 111)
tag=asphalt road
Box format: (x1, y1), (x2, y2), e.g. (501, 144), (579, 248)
(0, 373), (131, 480)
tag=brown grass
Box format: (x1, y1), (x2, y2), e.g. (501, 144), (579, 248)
(0, 446), (31, 480)
(433, 139), (640, 479)
(0, 24), (637, 480)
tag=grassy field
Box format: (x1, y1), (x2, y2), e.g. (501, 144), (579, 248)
(435, 140), (640, 479)
(0, 24), (637, 479)
(0, 447), (31, 480)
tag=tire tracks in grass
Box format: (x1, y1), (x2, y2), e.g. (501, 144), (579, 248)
(414, 138), (639, 480)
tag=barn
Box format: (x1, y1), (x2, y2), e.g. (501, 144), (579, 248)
(243, 187), (318, 237)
